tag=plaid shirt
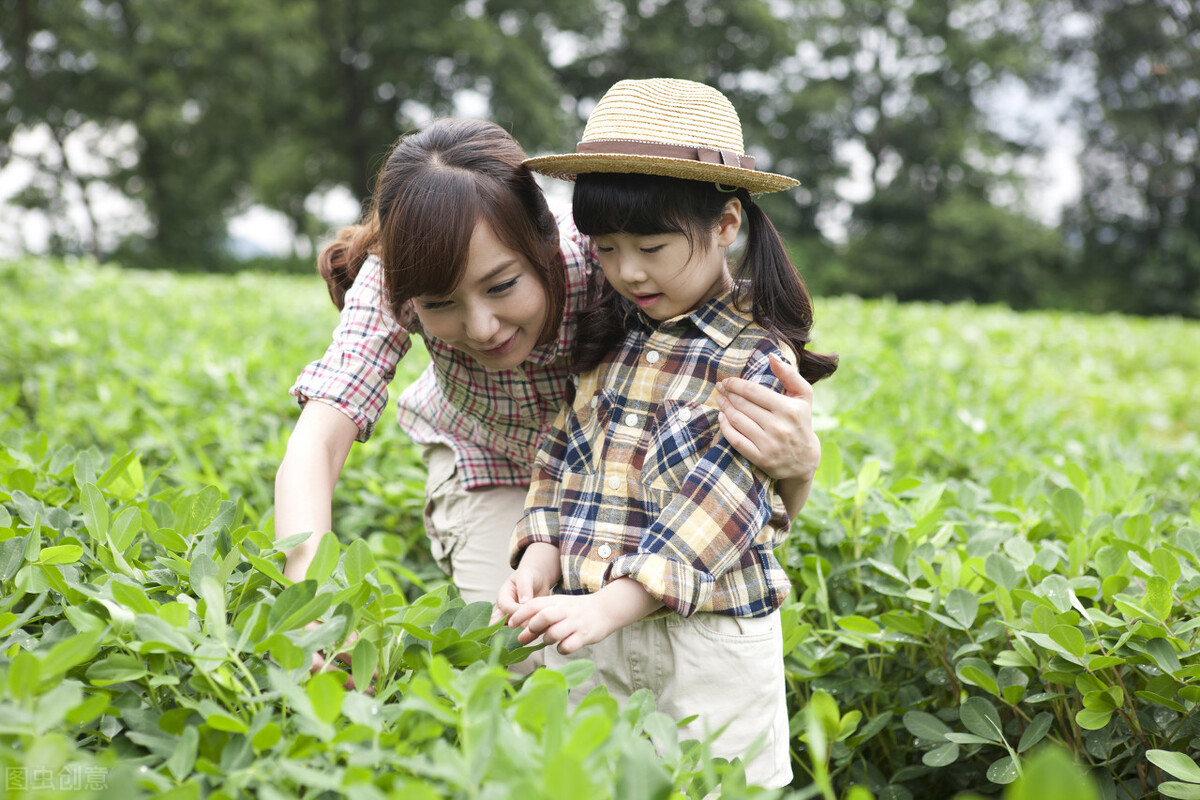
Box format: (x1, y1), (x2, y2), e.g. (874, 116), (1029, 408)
(511, 292), (795, 618)
(290, 215), (597, 489)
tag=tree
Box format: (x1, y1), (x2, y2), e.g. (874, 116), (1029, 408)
(764, 0), (1068, 304)
(1059, 0), (1200, 316)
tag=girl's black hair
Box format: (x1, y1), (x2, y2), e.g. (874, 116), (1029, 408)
(571, 172), (838, 383)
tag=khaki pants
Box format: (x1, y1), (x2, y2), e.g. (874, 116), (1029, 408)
(546, 610), (791, 789)
(421, 443), (542, 672)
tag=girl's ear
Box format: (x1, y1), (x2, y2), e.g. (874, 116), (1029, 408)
(716, 199), (743, 247)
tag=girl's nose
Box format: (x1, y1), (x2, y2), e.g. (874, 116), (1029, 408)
(618, 255), (646, 285)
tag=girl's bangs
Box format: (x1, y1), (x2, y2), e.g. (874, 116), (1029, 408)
(572, 174), (692, 238)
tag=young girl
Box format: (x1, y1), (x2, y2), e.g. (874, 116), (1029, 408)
(499, 79), (837, 787)
(273, 118), (822, 646)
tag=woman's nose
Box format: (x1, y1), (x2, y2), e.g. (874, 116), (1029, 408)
(465, 304), (500, 343)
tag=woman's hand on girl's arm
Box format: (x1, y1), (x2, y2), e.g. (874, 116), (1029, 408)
(716, 352), (820, 517)
(274, 401), (359, 582)
(506, 578), (661, 654)
(493, 542), (562, 622)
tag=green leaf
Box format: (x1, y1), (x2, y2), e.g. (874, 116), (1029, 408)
(351, 638), (378, 694)
(1038, 575), (1072, 613)
(1048, 625), (1086, 658)
(39, 628), (104, 679)
(206, 712), (249, 734)
(81, 484), (109, 541)
(268, 580), (331, 633)
(1017, 712), (1054, 753)
(85, 653), (148, 686)
(134, 614), (195, 654)
(344, 539), (376, 586)
(1147, 750), (1200, 783)
(1144, 575), (1173, 620)
(1159, 784), (1200, 800)
(0, 537), (25, 581)
(307, 670), (346, 725)
(987, 755), (1020, 784)
(306, 532), (340, 585)
(903, 710), (951, 742)
(945, 588), (978, 629)
(1050, 487), (1084, 533)
(837, 615), (882, 635)
(165, 726), (199, 781)
(37, 545), (83, 565)
(959, 697), (1004, 743)
(245, 550), (291, 585)
(109, 507), (141, 552)
(922, 742), (960, 767)
(1074, 708), (1112, 730)
(985, 553), (1020, 590)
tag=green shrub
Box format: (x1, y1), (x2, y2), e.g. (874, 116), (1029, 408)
(3, 260), (1198, 798)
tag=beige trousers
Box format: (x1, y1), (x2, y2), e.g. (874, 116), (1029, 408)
(546, 610), (792, 789)
(421, 443), (542, 672)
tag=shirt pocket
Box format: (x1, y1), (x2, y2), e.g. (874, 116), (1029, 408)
(566, 388), (616, 475)
(640, 400), (720, 492)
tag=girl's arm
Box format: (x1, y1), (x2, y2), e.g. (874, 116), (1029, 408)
(716, 352), (820, 516)
(274, 401), (360, 582)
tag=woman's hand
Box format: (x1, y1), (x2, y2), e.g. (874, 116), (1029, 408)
(717, 352), (821, 516)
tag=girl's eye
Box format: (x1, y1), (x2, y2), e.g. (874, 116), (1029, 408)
(595, 246), (614, 254)
(489, 277), (519, 295)
(640, 245), (665, 254)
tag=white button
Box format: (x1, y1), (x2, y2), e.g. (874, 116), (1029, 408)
(678, 407), (692, 422)
(597, 544), (612, 559)
(624, 413), (638, 427)
(607, 476), (621, 490)
(646, 350), (660, 364)
(590, 395), (598, 409)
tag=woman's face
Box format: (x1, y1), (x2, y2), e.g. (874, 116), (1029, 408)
(412, 220), (550, 370)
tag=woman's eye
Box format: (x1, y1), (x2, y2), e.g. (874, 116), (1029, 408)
(419, 299), (452, 310)
(489, 277), (519, 295)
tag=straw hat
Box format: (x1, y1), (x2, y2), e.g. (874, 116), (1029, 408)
(524, 78), (798, 195)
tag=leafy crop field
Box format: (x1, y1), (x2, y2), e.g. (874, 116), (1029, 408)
(2, 259), (1198, 799)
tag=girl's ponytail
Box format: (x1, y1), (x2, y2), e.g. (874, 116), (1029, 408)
(737, 194), (838, 384)
(317, 213), (380, 310)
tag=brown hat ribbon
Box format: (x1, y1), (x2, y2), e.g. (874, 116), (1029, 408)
(576, 140), (756, 170)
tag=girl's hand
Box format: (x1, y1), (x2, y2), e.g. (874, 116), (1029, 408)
(506, 578), (660, 654)
(492, 542), (562, 623)
(505, 594), (615, 654)
(717, 352), (821, 515)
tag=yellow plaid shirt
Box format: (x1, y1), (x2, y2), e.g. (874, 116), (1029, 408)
(511, 291), (794, 617)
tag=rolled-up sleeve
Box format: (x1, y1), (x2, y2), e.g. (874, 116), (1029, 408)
(290, 257), (411, 441)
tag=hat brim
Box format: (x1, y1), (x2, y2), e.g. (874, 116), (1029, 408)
(523, 153), (798, 195)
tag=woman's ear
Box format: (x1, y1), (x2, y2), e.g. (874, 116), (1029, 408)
(716, 199), (743, 247)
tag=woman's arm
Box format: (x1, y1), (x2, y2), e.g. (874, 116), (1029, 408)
(274, 401), (360, 582)
(717, 352), (820, 516)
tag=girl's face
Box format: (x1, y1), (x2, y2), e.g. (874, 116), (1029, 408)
(413, 220), (550, 370)
(592, 200), (742, 321)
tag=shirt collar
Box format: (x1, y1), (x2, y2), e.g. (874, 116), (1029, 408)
(621, 289), (755, 348)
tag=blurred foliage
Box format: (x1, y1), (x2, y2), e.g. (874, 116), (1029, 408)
(1, 0), (1198, 315)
